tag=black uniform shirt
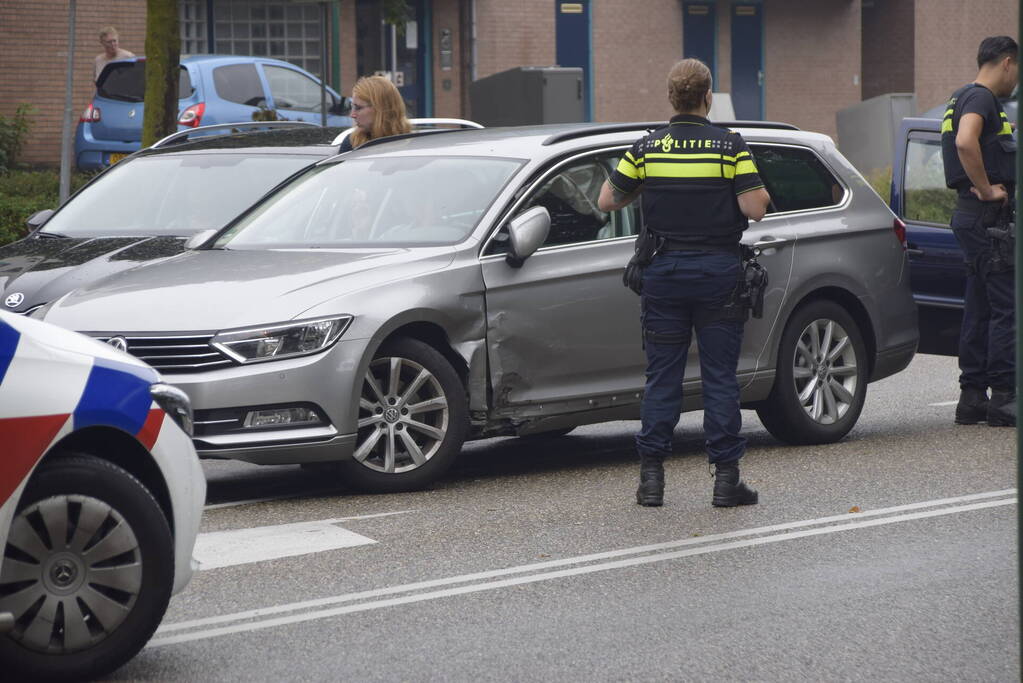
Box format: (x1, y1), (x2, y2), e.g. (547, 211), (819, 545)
(941, 83), (1016, 196)
(608, 114), (765, 247)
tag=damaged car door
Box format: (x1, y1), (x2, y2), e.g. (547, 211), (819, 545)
(480, 151), (646, 419)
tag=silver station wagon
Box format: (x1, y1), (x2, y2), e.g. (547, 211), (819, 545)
(39, 123), (918, 492)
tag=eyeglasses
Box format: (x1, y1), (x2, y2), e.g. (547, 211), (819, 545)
(351, 102), (372, 112)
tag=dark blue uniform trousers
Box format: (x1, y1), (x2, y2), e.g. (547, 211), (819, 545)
(636, 250), (746, 465)
(951, 206), (1016, 391)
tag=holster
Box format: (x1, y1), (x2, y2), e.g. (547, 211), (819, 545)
(720, 245), (768, 322)
(623, 227), (661, 295)
(986, 202), (1015, 273)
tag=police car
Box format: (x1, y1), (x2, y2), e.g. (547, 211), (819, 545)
(0, 311), (205, 680)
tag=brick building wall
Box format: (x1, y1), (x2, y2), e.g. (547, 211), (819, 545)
(339, 0), (358, 95)
(0, 0), (147, 167)
(861, 0), (915, 100)
(592, 0), (682, 123)
(913, 0), (1019, 112)
(764, 0), (862, 139)
(471, 0), (556, 83)
(431, 0), (464, 119)
(715, 0), (732, 93)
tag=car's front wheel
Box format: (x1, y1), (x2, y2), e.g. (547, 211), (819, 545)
(340, 338), (469, 493)
(755, 299), (868, 445)
(0, 454), (174, 682)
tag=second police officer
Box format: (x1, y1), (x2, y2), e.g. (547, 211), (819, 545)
(941, 36), (1018, 428)
(598, 58), (771, 508)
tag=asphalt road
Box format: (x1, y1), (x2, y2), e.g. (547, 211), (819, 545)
(106, 352), (1018, 682)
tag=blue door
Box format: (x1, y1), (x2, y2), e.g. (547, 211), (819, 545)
(555, 1), (591, 120)
(731, 2), (763, 119)
(683, 2), (716, 81)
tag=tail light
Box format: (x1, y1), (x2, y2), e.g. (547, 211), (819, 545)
(893, 217), (907, 249)
(80, 103), (101, 123)
(178, 102), (205, 128)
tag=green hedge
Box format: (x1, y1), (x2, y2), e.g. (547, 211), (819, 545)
(0, 170), (97, 246)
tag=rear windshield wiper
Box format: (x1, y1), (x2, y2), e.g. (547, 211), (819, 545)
(37, 231), (70, 239)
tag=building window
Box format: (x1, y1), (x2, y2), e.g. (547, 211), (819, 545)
(209, 0), (323, 76)
(180, 0), (208, 54)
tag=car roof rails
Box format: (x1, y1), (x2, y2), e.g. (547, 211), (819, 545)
(151, 120), (320, 149)
(541, 120), (800, 146)
(331, 118), (483, 147)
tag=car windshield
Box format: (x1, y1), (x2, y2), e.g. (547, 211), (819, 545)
(214, 155), (523, 248)
(40, 153), (319, 237)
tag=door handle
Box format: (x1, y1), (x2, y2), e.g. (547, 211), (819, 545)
(753, 236), (788, 249)
(906, 243), (925, 257)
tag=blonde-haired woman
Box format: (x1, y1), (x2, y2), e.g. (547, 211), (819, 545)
(339, 76), (413, 152)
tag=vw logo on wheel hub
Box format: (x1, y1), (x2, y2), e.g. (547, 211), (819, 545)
(384, 407), (400, 423)
(4, 292), (24, 308)
(107, 336), (128, 352)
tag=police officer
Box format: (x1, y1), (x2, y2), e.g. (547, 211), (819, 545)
(941, 36), (1018, 427)
(597, 58), (771, 507)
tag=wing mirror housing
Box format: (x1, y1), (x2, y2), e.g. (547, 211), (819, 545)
(505, 206), (550, 268)
(26, 209), (54, 230)
(330, 96), (352, 116)
(184, 228), (219, 250)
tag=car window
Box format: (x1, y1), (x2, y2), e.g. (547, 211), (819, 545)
(98, 63), (193, 102)
(213, 63), (267, 107)
(903, 136), (957, 227)
(215, 156), (523, 248)
(40, 153), (319, 236)
(750, 144), (844, 213)
(264, 65), (328, 111)
(487, 153), (637, 255)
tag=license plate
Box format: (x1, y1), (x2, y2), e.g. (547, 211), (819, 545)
(108, 153), (128, 165)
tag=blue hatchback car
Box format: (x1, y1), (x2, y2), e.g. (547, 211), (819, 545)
(76, 55), (352, 170)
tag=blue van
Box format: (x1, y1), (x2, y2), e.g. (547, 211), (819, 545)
(890, 101), (1016, 356)
(75, 55), (352, 170)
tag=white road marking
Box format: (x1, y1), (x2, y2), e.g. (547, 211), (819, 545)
(193, 520), (376, 570)
(192, 512), (413, 569)
(153, 489), (1016, 646)
(928, 400), (958, 407)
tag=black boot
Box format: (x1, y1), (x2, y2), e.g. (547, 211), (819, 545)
(955, 386), (990, 425)
(988, 389), (1017, 427)
(636, 454), (665, 507)
(712, 461), (758, 507)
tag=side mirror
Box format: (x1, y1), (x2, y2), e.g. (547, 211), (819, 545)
(505, 206), (550, 268)
(184, 229), (218, 250)
(26, 209), (54, 230)
(331, 97), (352, 116)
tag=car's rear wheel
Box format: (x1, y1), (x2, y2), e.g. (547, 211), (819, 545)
(340, 338), (468, 493)
(0, 455), (173, 682)
(755, 299), (868, 445)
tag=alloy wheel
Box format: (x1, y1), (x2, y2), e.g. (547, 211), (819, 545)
(0, 495), (142, 654)
(355, 356), (450, 474)
(791, 317), (859, 425)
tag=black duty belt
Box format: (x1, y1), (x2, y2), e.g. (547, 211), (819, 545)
(659, 237), (739, 254)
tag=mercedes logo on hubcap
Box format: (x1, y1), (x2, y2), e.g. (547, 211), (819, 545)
(107, 336), (128, 352)
(50, 560), (78, 587)
(4, 292), (24, 308)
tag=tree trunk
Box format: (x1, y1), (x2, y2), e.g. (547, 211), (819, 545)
(141, 0), (181, 147)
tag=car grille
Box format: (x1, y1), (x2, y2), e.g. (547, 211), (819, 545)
(92, 333), (234, 373)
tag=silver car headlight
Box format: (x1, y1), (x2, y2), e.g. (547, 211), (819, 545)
(211, 316), (352, 364)
(150, 383), (194, 437)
